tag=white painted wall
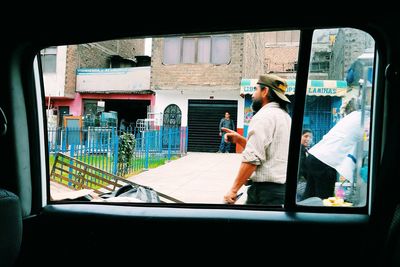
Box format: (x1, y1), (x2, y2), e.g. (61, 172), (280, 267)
(144, 38), (152, 57)
(43, 46), (67, 97)
(154, 89), (244, 128)
(76, 67), (151, 92)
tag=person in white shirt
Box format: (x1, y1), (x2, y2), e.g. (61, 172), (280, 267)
(302, 101), (368, 200)
(223, 74), (291, 205)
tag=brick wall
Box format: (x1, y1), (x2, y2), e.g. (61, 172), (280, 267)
(64, 45), (78, 98)
(329, 28), (374, 80)
(151, 34), (244, 90)
(242, 32), (268, 79)
(64, 39), (145, 96)
(76, 39), (145, 69)
(119, 39), (145, 57)
(77, 43), (111, 68)
(265, 46), (299, 73)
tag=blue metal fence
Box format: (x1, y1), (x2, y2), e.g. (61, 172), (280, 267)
(48, 126), (188, 176)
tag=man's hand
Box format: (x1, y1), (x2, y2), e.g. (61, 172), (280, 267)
(219, 132), (222, 137)
(221, 127), (239, 143)
(224, 190), (238, 204)
(221, 127), (246, 148)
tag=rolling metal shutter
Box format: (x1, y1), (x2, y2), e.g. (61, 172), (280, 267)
(188, 100), (237, 152)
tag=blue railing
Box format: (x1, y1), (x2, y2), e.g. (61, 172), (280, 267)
(48, 126), (188, 176)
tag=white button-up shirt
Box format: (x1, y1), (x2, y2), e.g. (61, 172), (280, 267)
(309, 110), (368, 182)
(242, 102), (291, 184)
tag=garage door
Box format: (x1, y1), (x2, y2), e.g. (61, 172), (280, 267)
(188, 100), (237, 152)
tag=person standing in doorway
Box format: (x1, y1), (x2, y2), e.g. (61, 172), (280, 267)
(217, 112), (235, 153)
(223, 74), (291, 205)
(119, 118), (127, 133)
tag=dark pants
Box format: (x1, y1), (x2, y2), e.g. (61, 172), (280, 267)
(303, 154), (337, 200)
(219, 133), (231, 153)
(246, 182), (285, 205)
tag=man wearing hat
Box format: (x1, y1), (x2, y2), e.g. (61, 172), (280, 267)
(223, 74), (291, 205)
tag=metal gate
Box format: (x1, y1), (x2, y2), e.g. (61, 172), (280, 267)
(187, 100), (237, 152)
(303, 96), (335, 144)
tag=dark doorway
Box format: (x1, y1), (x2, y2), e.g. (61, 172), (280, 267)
(58, 106), (70, 127)
(188, 100), (237, 152)
(105, 100), (150, 129)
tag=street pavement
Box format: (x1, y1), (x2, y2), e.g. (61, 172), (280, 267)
(127, 152), (248, 204)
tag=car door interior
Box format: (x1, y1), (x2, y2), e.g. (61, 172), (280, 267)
(0, 188), (22, 267)
(1, 14), (400, 267)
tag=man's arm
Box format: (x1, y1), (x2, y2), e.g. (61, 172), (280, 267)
(224, 162), (256, 204)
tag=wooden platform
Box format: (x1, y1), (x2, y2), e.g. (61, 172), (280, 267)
(50, 152), (182, 203)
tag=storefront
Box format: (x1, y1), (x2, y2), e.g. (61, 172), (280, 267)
(240, 79), (347, 143)
(154, 88), (243, 153)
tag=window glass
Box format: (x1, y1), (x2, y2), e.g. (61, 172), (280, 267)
(296, 28), (375, 208)
(292, 31), (300, 43)
(266, 31), (299, 47)
(41, 46), (57, 73)
(163, 37), (181, 64)
(182, 38), (196, 63)
(197, 37), (211, 63)
(277, 31), (285, 43)
(41, 54), (56, 73)
(211, 36), (230, 64)
(41, 28), (374, 209)
(162, 35), (230, 65)
(265, 32), (277, 46)
(44, 32), (296, 206)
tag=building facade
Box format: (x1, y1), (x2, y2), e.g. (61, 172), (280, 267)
(329, 28), (375, 107)
(151, 33), (266, 152)
(43, 39), (152, 129)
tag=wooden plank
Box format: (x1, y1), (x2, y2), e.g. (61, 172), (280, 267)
(51, 173), (103, 194)
(51, 171), (119, 194)
(51, 152), (183, 203)
(52, 153), (126, 193)
(53, 165), (122, 188)
(56, 153), (121, 180)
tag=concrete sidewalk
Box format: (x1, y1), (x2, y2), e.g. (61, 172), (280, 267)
(127, 152), (248, 204)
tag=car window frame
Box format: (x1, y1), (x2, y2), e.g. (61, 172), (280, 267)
(30, 27), (383, 216)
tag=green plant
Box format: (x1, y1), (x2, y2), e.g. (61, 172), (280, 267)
(117, 132), (135, 176)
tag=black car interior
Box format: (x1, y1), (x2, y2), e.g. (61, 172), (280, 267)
(1, 14), (400, 266)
